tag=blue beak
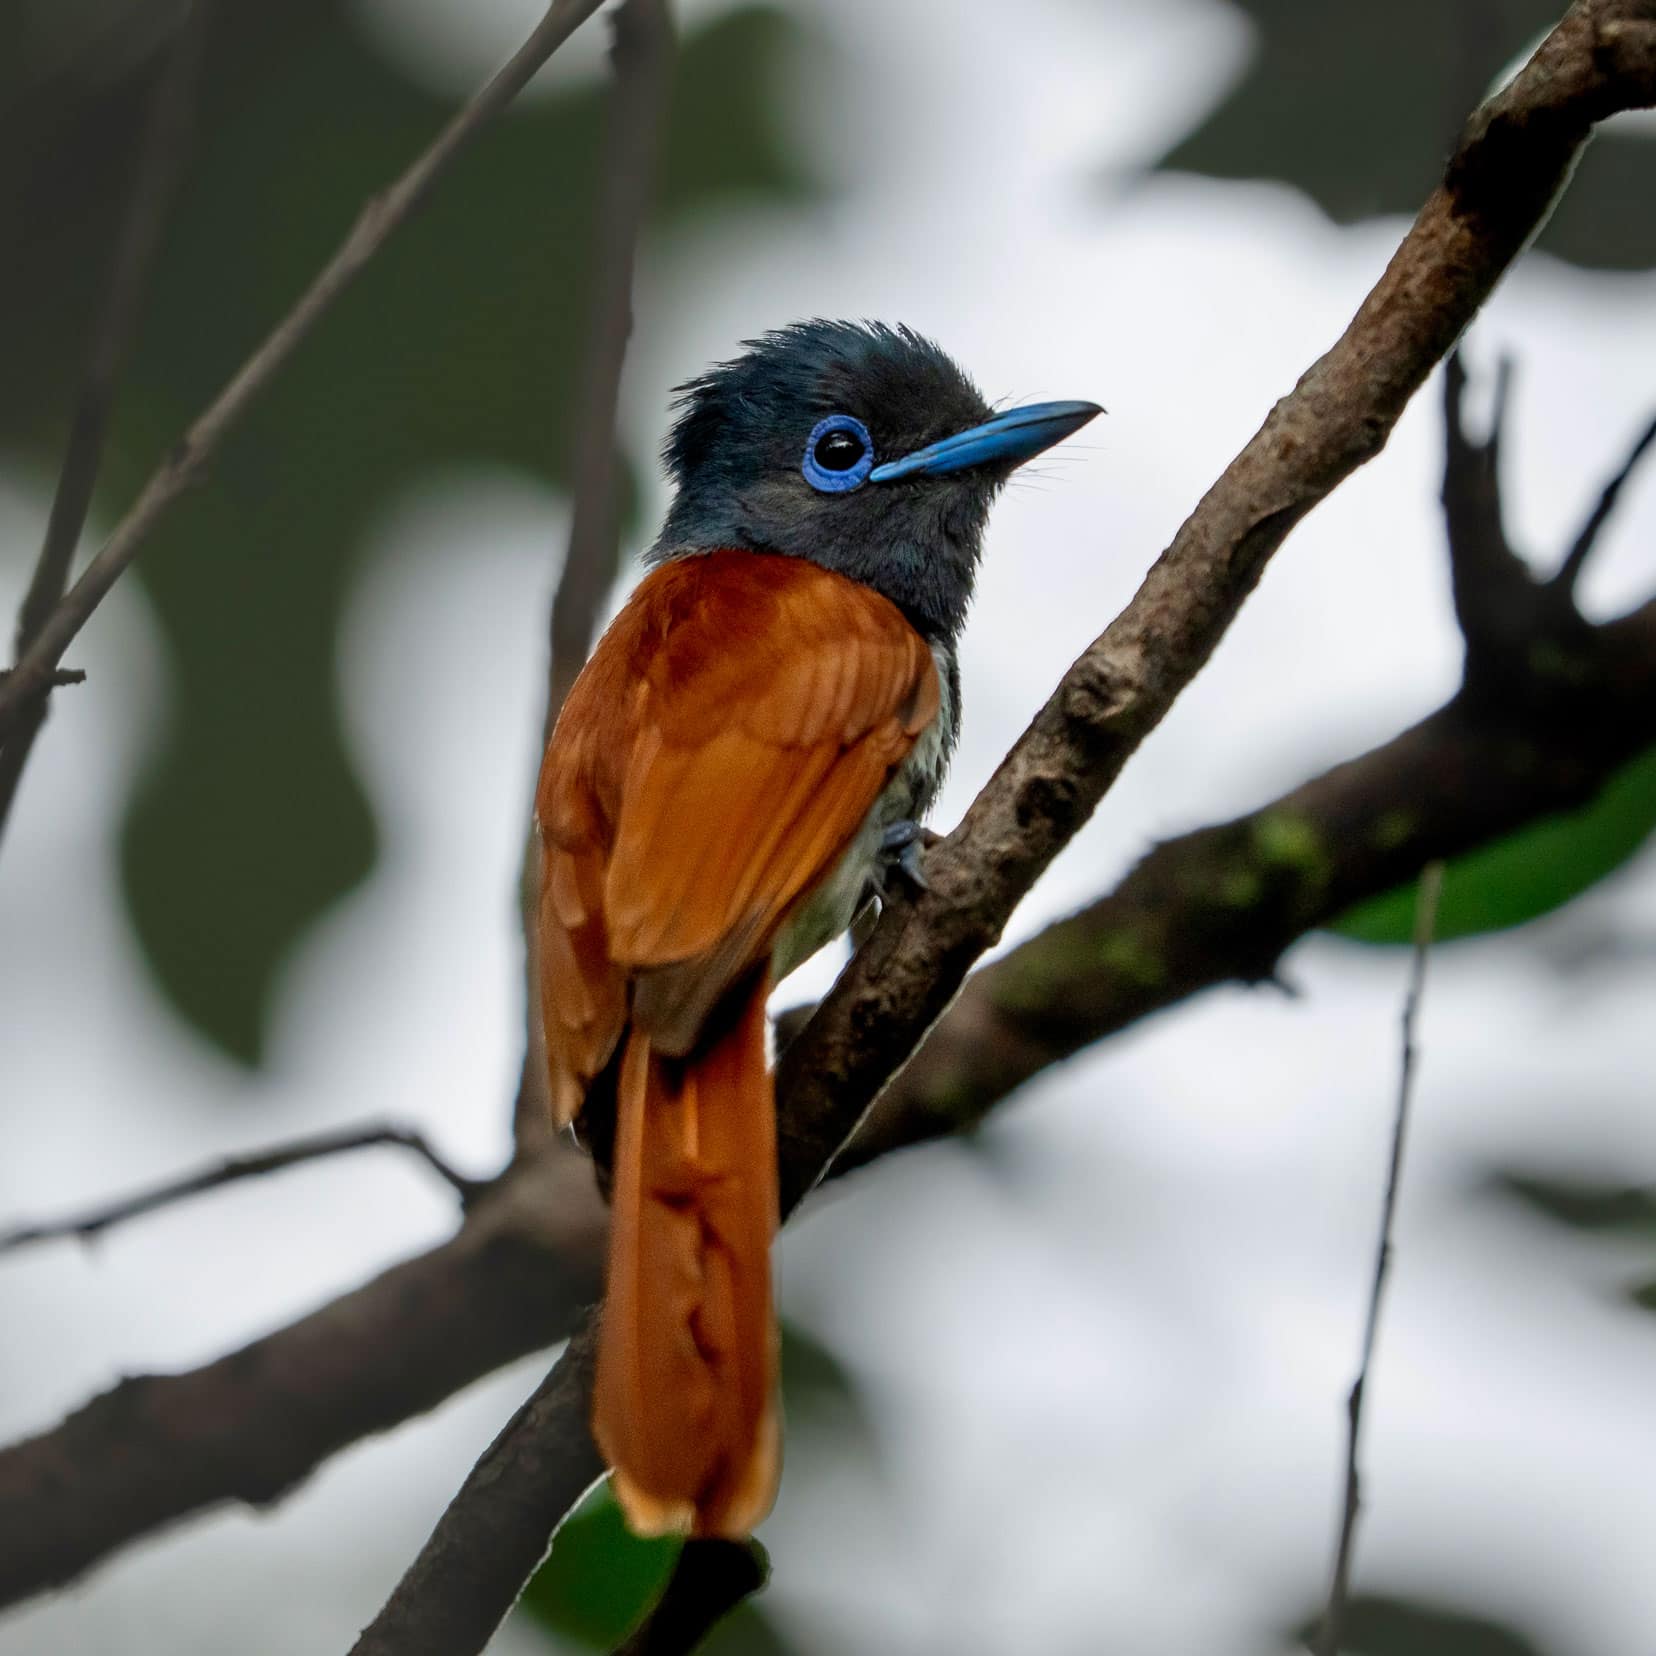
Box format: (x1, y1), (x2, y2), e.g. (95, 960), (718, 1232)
(868, 398), (1103, 483)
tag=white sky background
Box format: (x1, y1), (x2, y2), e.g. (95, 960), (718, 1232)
(3, 0), (1656, 1652)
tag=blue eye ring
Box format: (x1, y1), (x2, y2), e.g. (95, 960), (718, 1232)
(802, 414), (875, 493)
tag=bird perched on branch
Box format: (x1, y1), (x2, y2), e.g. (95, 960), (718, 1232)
(535, 320), (1099, 1536)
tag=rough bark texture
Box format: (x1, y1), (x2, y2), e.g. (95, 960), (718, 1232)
(844, 603), (1656, 1170)
(2, 0), (1653, 1640)
(774, 0), (1656, 1210)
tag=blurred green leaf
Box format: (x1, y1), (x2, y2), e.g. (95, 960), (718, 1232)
(1333, 748), (1656, 945)
(779, 1318), (882, 1469)
(1492, 1170), (1656, 1317)
(1147, 0), (1656, 271)
(1290, 1592), (1554, 1655)
(703, 1602), (797, 1655)
(519, 1484), (680, 1651)
(1493, 1171), (1656, 1237)
(517, 1488), (798, 1655)
(0, 2), (818, 1061)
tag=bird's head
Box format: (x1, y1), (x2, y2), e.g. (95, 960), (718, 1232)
(651, 320), (1101, 641)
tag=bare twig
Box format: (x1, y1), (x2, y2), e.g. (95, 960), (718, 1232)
(0, 1124), (492, 1257)
(516, 0), (677, 1154)
(0, 2), (208, 844)
(0, 0), (605, 741)
(1554, 408), (1656, 593)
(1315, 861), (1445, 1656)
(614, 1539), (769, 1655)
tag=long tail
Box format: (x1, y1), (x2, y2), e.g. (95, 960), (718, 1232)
(594, 970), (779, 1537)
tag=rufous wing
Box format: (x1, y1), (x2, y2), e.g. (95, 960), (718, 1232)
(536, 550), (939, 1114)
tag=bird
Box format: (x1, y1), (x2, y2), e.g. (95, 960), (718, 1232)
(534, 320), (1100, 1538)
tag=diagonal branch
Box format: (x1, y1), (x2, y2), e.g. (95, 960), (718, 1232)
(353, 6), (1656, 1650)
(544, 0), (675, 748)
(0, 1123), (491, 1257)
(773, 0), (1656, 1215)
(0, 0), (605, 746)
(347, 1325), (608, 1656)
(0, 1), (208, 846)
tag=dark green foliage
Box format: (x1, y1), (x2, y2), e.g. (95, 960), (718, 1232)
(1291, 1591), (1554, 1655)
(1334, 748), (1656, 945)
(1494, 1171), (1656, 1237)
(518, 1485), (680, 1650)
(1148, 0), (1656, 270)
(1494, 1169), (1656, 1316)
(0, 2), (817, 1061)
(516, 1322), (862, 1649)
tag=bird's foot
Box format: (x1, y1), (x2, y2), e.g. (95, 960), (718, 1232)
(876, 819), (938, 895)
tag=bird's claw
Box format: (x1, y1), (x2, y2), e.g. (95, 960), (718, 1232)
(876, 818), (934, 894)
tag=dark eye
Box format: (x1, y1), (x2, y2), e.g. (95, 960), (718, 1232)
(802, 414), (875, 493)
(815, 429), (864, 470)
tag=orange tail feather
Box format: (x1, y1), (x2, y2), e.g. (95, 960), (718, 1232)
(594, 972), (780, 1537)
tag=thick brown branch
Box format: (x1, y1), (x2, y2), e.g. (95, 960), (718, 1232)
(0, 1153), (606, 1610)
(0, 2), (207, 844)
(347, 1327), (607, 1656)
(845, 598), (1656, 1169)
(773, 0), (1656, 1215)
(0, 0), (604, 741)
(0, 1123), (490, 1256)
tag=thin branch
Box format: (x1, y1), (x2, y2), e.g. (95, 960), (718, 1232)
(0, 1151), (607, 1610)
(614, 1539), (769, 1656)
(516, 0), (677, 1155)
(2, 593), (1652, 1613)
(0, 1124), (492, 1257)
(1315, 860), (1445, 1656)
(0, 1), (208, 844)
(546, 0), (674, 746)
(1554, 408), (1656, 593)
(0, 0), (606, 742)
